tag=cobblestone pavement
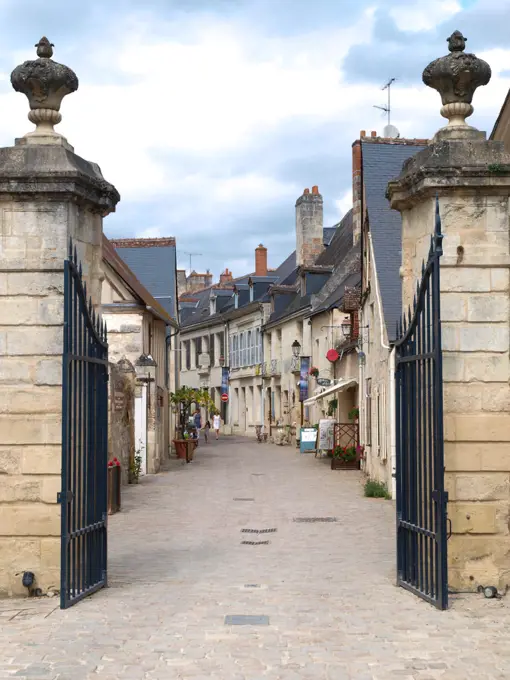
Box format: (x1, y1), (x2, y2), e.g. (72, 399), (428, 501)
(2, 436), (510, 679)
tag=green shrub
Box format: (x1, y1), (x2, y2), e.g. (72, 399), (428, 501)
(364, 479), (391, 499)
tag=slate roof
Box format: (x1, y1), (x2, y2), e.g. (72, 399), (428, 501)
(110, 238), (177, 319)
(362, 142), (426, 342)
(102, 236), (176, 326)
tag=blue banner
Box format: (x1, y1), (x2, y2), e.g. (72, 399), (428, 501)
(221, 367), (229, 396)
(299, 356), (310, 402)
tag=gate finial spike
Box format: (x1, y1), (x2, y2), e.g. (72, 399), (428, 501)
(68, 236), (73, 259)
(73, 245), (78, 265)
(421, 259), (425, 276)
(416, 280), (420, 300)
(434, 194), (444, 255)
(408, 306), (412, 326)
(88, 298), (92, 319)
(83, 281), (87, 301)
(78, 260), (82, 278)
(399, 316), (403, 337)
(403, 313), (407, 334)
(413, 293), (417, 311)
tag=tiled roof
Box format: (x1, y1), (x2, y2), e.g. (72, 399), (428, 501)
(102, 236), (175, 325)
(362, 141), (427, 342)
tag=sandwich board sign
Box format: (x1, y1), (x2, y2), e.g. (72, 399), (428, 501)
(300, 427), (317, 453)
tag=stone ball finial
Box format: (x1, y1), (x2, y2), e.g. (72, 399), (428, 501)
(422, 31), (491, 134)
(10, 38), (79, 146)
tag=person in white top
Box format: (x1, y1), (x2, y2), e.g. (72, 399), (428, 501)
(212, 413), (221, 440)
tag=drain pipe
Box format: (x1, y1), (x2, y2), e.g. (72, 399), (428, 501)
(369, 234), (397, 499)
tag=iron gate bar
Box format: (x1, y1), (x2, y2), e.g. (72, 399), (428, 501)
(394, 197), (448, 610)
(60, 241), (109, 609)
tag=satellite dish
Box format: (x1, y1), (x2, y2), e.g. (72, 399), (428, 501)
(383, 124), (400, 139)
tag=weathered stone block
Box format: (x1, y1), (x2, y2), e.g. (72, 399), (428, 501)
(0, 538), (41, 597)
(482, 384), (510, 412)
(441, 293), (467, 322)
(0, 413), (61, 445)
(444, 383), (482, 412)
(0, 476), (40, 502)
(34, 358), (62, 386)
(0, 503), (59, 535)
(445, 414), (510, 441)
(4, 327), (62, 356)
(441, 267), (490, 292)
(441, 324), (458, 351)
(448, 534), (510, 590)
(0, 356), (31, 383)
(450, 502), (497, 534)
(446, 442), (510, 472)
(21, 445), (60, 475)
(5, 272), (64, 297)
(464, 354), (510, 382)
(449, 472), (509, 501)
(442, 354), (464, 382)
(459, 325), (509, 352)
(490, 267), (510, 292)
(40, 476), (60, 504)
(467, 294), (510, 322)
(40, 537), (60, 570)
(0, 386), (61, 413)
(0, 447), (21, 474)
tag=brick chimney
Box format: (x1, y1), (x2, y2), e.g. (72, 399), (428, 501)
(220, 268), (233, 286)
(255, 244), (268, 276)
(295, 185), (323, 267)
(352, 138), (362, 246)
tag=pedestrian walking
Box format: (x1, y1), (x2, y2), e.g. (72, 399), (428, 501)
(204, 420), (211, 444)
(213, 412), (221, 440)
(193, 409), (202, 443)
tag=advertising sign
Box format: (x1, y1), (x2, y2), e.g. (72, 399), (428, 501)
(300, 427), (318, 453)
(299, 356), (310, 402)
(221, 367), (229, 397)
(318, 419), (335, 451)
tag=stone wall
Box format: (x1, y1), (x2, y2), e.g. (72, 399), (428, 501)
(109, 359), (135, 485)
(390, 138), (510, 591)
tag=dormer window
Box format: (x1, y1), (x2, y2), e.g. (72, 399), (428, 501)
(234, 291), (239, 309)
(210, 295), (217, 315)
(300, 273), (306, 297)
(249, 278), (254, 303)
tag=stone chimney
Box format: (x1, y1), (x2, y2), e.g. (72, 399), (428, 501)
(296, 185), (323, 267)
(255, 244), (267, 276)
(219, 268), (233, 286)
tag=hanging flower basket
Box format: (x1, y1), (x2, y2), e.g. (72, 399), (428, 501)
(107, 459), (121, 514)
(331, 445), (361, 471)
(308, 366), (319, 378)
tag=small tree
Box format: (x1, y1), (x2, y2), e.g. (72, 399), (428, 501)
(170, 387), (215, 437)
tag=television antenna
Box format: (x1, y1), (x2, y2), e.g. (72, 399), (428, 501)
(181, 250), (202, 273)
(373, 77), (396, 127)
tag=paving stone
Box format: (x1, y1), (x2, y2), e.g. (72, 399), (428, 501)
(1, 437), (510, 679)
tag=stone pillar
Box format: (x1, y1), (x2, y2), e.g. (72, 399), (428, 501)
(0, 38), (119, 597)
(135, 355), (158, 474)
(389, 31), (510, 591)
(295, 186), (324, 267)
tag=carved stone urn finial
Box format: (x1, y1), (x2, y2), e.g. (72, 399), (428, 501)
(422, 31), (491, 136)
(10, 37), (79, 146)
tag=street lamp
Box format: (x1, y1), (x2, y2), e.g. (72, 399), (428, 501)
(219, 355), (225, 367)
(341, 320), (351, 338)
(291, 340), (301, 357)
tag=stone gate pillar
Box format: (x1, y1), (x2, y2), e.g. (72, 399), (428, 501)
(388, 31), (510, 591)
(0, 38), (119, 597)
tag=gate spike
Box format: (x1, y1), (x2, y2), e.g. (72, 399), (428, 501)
(88, 298), (93, 319)
(416, 280), (420, 301)
(399, 317), (403, 337)
(73, 245), (78, 265)
(68, 237), (73, 259)
(408, 306), (412, 327)
(413, 293), (417, 311)
(402, 313), (407, 334)
(429, 235), (434, 259)
(78, 261), (83, 278)
(421, 259), (425, 276)
(395, 320), (399, 340)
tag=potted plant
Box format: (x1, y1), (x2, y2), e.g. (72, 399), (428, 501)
(348, 406), (359, 422)
(107, 458), (121, 513)
(327, 398), (338, 417)
(308, 366), (319, 378)
(171, 387), (215, 458)
(129, 449), (143, 484)
(331, 445), (359, 470)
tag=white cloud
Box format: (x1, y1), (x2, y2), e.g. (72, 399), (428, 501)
(389, 0), (461, 32)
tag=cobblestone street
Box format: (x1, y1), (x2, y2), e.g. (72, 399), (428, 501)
(1, 437), (510, 679)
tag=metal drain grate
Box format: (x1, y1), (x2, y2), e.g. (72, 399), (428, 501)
(234, 498), (255, 501)
(244, 584), (261, 588)
(241, 540), (270, 545)
(225, 615), (269, 626)
(251, 473), (265, 476)
(241, 528), (277, 534)
(293, 517), (338, 523)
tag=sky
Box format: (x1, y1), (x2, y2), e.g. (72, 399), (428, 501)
(0, 0), (509, 280)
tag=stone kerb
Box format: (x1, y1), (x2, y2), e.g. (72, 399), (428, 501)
(0, 39), (119, 598)
(388, 32), (510, 592)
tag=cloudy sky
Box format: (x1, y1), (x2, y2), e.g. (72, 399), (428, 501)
(0, 0), (509, 279)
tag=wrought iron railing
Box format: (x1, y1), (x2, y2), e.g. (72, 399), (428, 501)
(394, 198), (448, 610)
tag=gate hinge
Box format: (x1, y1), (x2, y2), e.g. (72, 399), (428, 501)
(57, 490), (74, 504)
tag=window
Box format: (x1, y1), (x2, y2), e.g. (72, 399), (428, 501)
(210, 334), (215, 367)
(194, 337), (202, 368)
(365, 378), (372, 446)
(220, 333), (225, 362)
(256, 328), (261, 364)
(233, 335), (238, 368)
(185, 341), (191, 370)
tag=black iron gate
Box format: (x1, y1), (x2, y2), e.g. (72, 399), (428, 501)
(59, 242), (109, 609)
(394, 199), (449, 610)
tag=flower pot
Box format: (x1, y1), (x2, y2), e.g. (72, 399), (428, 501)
(331, 458), (359, 470)
(107, 464), (121, 514)
(174, 440), (188, 459)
